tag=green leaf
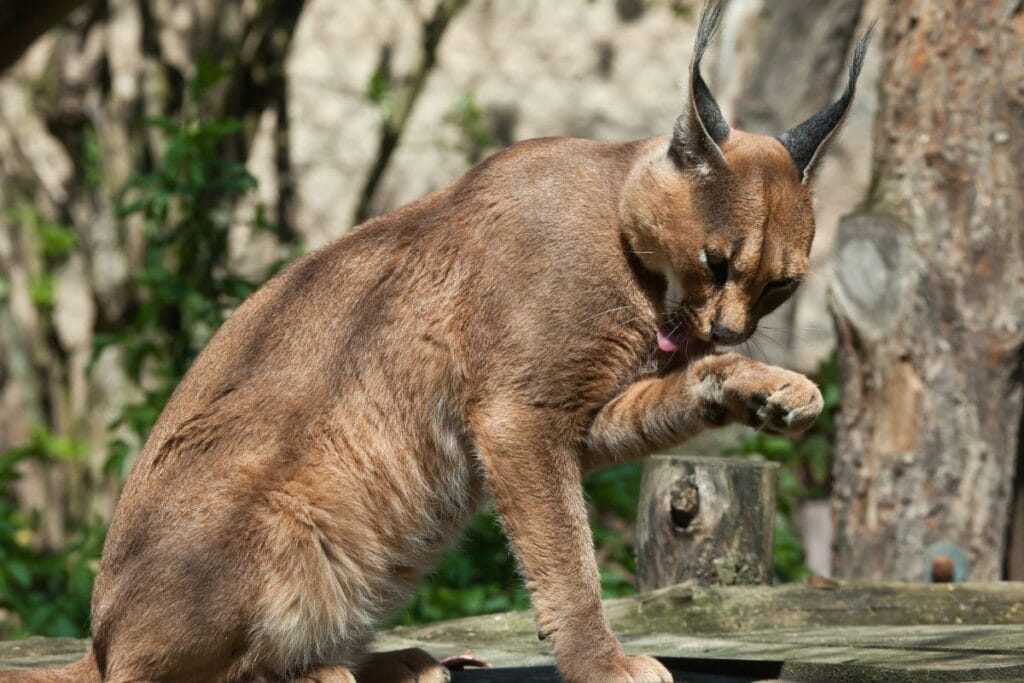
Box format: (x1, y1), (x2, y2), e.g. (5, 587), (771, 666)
(28, 273), (55, 308)
(6, 560), (31, 589)
(37, 221), (77, 258)
(760, 435), (796, 461)
(366, 69), (390, 105)
(81, 124), (104, 188)
(190, 56), (230, 102)
(142, 115), (181, 133)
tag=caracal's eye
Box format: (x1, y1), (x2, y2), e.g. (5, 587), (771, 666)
(761, 277), (801, 299)
(701, 248), (728, 288)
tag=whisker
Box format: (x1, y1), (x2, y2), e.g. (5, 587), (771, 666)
(758, 324), (833, 342)
(755, 328), (784, 347)
(759, 324), (832, 332)
(607, 315), (647, 331)
(744, 340), (766, 363)
(750, 336), (770, 362)
(754, 331), (831, 352)
(755, 326), (832, 347)
(576, 305), (634, 326)
(756, 329), (838, 362)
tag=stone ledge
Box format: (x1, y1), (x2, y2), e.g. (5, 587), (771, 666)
(3, 581), (1024, 681)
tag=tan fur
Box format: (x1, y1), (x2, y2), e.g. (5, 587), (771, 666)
(2, 130), (828, 683)
(3, 53), (866, 683)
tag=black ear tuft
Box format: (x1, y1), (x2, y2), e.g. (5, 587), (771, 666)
(778, 22), (875, 184)
(669, 0), (730, 173)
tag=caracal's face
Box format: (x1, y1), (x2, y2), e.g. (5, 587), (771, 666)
(626, 131), (817, 356)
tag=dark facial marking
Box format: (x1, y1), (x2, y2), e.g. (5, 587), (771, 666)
(704, 249), (729, 288)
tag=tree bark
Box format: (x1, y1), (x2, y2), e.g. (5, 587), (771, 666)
(636, 455), (778, 590)
(731, 0), (866, 135)
(0, 0), (305, 546)
(829, 1), (1024, 581)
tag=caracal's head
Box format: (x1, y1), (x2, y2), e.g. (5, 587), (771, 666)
(621, 0), (872, 356)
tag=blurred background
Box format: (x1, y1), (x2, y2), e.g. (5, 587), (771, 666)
(0, 0), (1020, 641)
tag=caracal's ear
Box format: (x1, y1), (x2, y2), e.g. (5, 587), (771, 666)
(668, 0), (729, 178)
(778, 23), (875, 185)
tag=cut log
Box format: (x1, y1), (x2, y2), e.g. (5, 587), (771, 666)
(636, 454), (778, 591)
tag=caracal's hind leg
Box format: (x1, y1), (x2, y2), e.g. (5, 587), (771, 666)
(292, 665), (357, 683)
(356, 648), (451, 683)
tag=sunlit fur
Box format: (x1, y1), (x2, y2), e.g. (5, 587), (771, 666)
(621, 130), (815, 344)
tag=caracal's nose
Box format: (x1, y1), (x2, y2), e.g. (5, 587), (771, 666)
(709, 322), (744, 345)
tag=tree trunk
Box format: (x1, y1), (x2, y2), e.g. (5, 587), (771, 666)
(829, 1), (1024, 581)
(731, 0), (866, 135)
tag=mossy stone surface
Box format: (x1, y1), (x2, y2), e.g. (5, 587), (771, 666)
(3, 581), (1024, 681)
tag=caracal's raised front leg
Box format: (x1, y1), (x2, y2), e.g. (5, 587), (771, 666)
(472, 403), (672, 683)
(584, 352), (824, 470)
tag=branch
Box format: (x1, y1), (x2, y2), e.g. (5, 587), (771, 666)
(0, 0), (90, 74)
(353, 0), (468, 224)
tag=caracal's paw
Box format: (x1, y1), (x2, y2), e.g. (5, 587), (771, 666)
(356, 647), (450, 683)
(563, 653), (673, 683)
(694, 353), (823, 435)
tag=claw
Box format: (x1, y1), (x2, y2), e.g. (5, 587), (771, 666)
(440, 651), (491, 670)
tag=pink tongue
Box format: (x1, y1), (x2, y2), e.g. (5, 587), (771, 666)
(656, 324), (681, 353)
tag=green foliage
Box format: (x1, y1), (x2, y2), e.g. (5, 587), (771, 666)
(585, 462), (645, 598)
(0, 430), (102, 638)
(667, 1), (694, 19)
(81, 124), (104, 189)
(366, 68), (391, 108)
(1, 206), (78, 309)
(28, 274), (56, 309)
(0, 205), (99, 636)
(5, 205), (79, 260)
(446, 92), (499, 164)
(115, 110), (256, 376)
(396, 512), (528, 625)
(0, 66), (275, 637)
(395, 462), (644, 624)
(36, 222), (79, 259)
(104, 70), (273, 470)
(730, 352), (841, 581)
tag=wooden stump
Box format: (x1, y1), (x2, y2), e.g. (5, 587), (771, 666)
(636, 455), (778, 591)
